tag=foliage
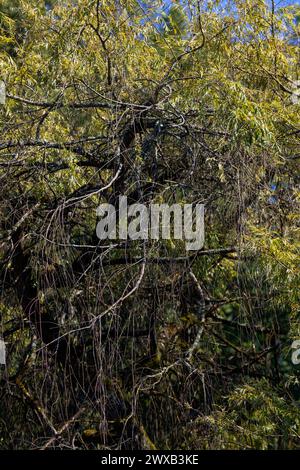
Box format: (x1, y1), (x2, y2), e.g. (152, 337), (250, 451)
(0, 0), (299, 450)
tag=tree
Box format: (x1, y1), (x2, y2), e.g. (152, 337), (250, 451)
(0, 0), (299, 449)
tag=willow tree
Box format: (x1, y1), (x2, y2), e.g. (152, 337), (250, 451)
(0, 0), (299, 450)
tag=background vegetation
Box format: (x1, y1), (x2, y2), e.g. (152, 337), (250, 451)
(0, 0), (299, 450)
